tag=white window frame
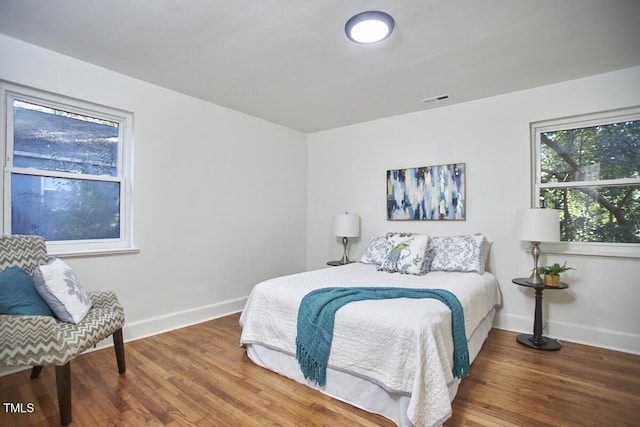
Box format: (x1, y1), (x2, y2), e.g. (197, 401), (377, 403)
(530, 106), (640, 259)
(1, 81), (136, 256)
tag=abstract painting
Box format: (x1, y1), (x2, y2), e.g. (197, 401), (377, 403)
(387, 163), (465, 220)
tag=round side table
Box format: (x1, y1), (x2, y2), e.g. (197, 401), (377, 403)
(513, 277), (568, 351)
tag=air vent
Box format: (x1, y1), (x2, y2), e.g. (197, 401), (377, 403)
(421, 94), (450, 104)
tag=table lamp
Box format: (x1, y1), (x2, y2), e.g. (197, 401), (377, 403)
(333, 212), (360, 264)
(516, 208), (560, 285)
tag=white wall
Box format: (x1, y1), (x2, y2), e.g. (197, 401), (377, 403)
(0, 34), (308, 342)
(2, 32), (639, 357)
(307, 66), (640, 354)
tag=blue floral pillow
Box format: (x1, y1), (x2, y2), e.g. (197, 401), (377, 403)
(359, 236), (392, 265)
(429, 234), (488, 273)
(33, 258), (92, 324)
(378, 233), (430, 275)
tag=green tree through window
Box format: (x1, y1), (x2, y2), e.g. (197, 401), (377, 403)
(534, 111), (640, 244)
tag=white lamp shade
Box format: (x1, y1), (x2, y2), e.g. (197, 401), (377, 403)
(333, 213), (360, 237)
(516, 208), (560, 242)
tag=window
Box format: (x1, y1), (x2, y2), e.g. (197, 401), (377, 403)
(531, 107), (640, 257)
(1, 81), (134, 255)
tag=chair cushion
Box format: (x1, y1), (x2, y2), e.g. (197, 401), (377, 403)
(0, 267), (54, 316)
(59, 292), (126, 356)
(0, 290), (125, 367)
(33, 258), (92, 324)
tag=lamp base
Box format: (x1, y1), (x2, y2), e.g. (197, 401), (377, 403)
(327, 260), (348, 266)
(327, 259), (353, 266)
(516, 334), (562, 351)
(526, 273), (544, 286)
(527, 241), (544, 285)
(337, 236), (353, 264)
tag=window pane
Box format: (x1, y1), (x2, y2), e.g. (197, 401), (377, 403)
(11, 174), (120, 241)
(540, 120), (640, 183)
(540, 185), (640, 243)
(13, 100), (119, 176)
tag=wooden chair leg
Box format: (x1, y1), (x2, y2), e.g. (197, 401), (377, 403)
(55, 363), (72, 425)
(113, 328), (126, 374)
(30, 366), (43, 379)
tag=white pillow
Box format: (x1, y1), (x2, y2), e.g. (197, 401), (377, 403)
(33, 258), (92, 324)
(378, 233), (430, 275)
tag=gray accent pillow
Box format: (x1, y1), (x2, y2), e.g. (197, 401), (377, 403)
(429, 234), (488, 273)
(33, 258), (92, 324)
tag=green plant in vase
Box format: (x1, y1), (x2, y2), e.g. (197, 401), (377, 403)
(537, 262), (574, 286)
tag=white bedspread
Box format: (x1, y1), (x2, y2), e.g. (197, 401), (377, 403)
(239, 263), (501, 427)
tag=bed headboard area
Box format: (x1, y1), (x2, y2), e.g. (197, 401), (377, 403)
(359, 232), (490, 275)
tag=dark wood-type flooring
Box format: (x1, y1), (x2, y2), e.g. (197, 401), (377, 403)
(1, 313), (639, 426)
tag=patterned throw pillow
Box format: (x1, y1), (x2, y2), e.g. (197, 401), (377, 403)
(359, 236), (392, 265)
(378, 233), (430, 275)
(33, 258), (92, 324)
(429, 234), (488, 273)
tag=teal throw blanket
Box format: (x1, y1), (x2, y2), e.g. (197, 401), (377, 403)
(295, 287), (469, 387)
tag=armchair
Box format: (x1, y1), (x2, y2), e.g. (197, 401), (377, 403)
(0, 235), (126, 425)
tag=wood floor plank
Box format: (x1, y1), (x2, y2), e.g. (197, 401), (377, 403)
(1, 313), (638, 426)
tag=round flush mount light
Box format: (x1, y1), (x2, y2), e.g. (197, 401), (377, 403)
(345, 11), (395, 44)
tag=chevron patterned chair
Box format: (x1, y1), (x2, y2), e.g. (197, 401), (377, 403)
(0, 235), (126, 425)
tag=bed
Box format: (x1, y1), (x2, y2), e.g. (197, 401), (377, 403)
(240, 233), (502, 427)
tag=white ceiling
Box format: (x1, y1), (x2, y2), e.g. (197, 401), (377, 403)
(1, 0), (639, 133)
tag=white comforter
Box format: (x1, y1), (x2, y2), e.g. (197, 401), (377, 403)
(239, 263), (501, 427)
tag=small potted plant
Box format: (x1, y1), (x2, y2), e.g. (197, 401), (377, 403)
(537, 262), (574, 287)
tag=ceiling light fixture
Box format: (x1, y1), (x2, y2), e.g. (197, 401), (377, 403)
(345, 11), (395, 44)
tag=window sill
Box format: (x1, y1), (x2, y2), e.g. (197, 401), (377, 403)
(543, 242), (640, 259)
(48, 247), (140, 259)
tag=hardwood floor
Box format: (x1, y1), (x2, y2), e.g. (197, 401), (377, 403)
(1, 313), (639, 426)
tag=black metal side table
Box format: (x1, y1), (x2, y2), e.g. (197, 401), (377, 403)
(513, 277), (568, 351)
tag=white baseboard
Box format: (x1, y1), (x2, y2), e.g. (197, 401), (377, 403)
(493, 312), (640, 355)
(119, 296), (248, 344)
(0, 296), (248, 378)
